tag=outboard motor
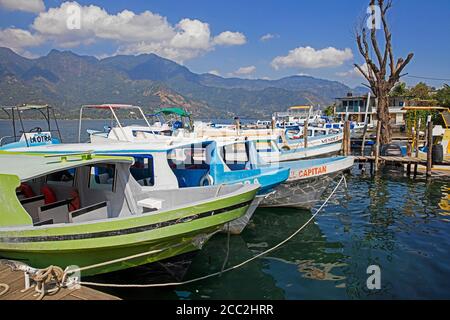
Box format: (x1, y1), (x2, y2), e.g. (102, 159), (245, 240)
(432, 144), (444, 164)
(381, 143), (403, 157)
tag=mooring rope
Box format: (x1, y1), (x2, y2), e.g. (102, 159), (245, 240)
(0, 283), (9, 297)
(75, 174), (347, 289)
(2, 174), (346, 297)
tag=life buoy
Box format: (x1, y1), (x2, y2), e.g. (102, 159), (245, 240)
(199, 174), (214, 186)
(68, 190), (80, 212)
(40, 185), (57, 205)
(20, 183), (35, 198)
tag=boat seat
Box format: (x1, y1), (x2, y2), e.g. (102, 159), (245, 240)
(137, 198), (164, 211)
(38, 198), (72, 224)
(21, 195), (45, 222)
(70, 201), (109, 223)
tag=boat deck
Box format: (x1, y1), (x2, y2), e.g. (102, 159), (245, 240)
(0, 264), (120, 300)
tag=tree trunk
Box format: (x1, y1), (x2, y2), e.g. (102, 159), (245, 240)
(376, 91), (392, 144)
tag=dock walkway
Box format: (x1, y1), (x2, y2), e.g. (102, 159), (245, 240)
(354, 156), (450, 177)
(0, 264), (120, 300)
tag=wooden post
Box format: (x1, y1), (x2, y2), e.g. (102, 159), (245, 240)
(304, 116), (309, 149)
(342, 121), (347, 155)
(374, 120), (381, 173)
(427, 120), (433, 177)
(360, 92), (371, 156)
(414, 118), (421, 176)
(344, 120), (351, 156)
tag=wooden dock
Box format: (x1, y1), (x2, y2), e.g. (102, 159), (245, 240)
(354, 155), (450, 177)
(0, 264), (120, 300)
(354, 155), (427, 165)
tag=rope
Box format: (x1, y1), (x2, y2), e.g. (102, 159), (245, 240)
(76, 175), (346, 289)
(0, 283), (9, 296)
(32, 266), (65, 300)
(220, 223), (232, 275)
(66, 249), (164, 275)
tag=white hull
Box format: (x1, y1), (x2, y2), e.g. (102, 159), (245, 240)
(221, 195), (265, 235)
(261, 156), (354, 208)
(260, 142), (342, 163)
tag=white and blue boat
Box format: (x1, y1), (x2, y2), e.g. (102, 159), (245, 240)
(2, 139), (289, 234)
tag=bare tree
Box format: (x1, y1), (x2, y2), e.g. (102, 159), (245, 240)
(355, 0), (414, 144)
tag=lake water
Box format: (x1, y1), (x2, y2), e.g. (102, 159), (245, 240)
(0, 120), (449, 300)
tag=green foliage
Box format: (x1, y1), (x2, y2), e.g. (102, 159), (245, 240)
(436, 84), (450, 108)
(390, 82), (409, 97)
(409, 82), (431, 99)
(323, 105), (335, 116)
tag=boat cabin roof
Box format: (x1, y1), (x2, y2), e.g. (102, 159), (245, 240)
(0, 153), (133, 181)
(1, 104), (51, 112)
(7, 138), (215, 155)
(81, 104), (141, 110)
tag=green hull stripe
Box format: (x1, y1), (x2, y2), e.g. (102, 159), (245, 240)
(0, 200), (252, 243)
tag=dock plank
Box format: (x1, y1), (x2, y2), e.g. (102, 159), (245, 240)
(0, 263), (121, 300)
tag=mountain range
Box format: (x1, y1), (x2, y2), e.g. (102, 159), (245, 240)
(0, 47), (366, 119)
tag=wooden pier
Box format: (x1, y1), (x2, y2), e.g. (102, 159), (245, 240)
(0, 264), (120, 300)
(354, 155), (450, 177)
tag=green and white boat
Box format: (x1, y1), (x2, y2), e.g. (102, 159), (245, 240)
(0, 152), (259, 276)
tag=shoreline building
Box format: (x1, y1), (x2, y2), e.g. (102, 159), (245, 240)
(334, 93), (407, 127)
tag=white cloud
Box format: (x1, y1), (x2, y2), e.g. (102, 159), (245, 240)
(0, 28), (44, 54)
(260, 33), (278, 42)
(213, 31), (246, 46)
(230, 65), (256, 77)
(271, 46), (353, 70)
(336, 63), (371, 78)
(25, 2), (247, 63)
(208, 70), (221, 76)
(0, 0), (45, 13)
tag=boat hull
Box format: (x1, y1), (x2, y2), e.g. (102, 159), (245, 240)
(259, 142), (342, 163)
(221, 195), (265, 235)
(261, 173), (338, 209)
(261, 156), (354, 208)
(0, 187), (258, 276)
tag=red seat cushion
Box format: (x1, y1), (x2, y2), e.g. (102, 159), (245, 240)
(40, 185), (57, 205)
(20, 183), (36, 198)
(68, 190), (80, 212)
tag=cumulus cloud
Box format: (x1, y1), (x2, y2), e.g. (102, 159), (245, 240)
(260, 33), (278, 42)
(0, 0), (45, 13)
(0, 28), (44, 54)
(271, 46), (353, 70)
(230, 65), (256, 77)
(0, 1), (247, 63)
(213, 31), (246, 46)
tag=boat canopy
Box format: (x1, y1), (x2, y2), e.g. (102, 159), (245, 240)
(155, 107), (191, 117)
(1, 104), (51, 112)
(81, 104), (140, 110)
(0, 153), (133, 181)
(0, 153), (133, 227)
(288, 105), (312, 110)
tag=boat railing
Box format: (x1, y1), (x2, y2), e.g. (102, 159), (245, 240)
(0, 136), (14, 146)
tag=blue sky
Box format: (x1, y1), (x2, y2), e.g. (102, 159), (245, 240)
(0, 0), (449, 88)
